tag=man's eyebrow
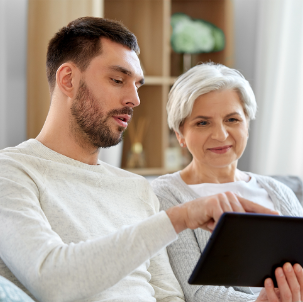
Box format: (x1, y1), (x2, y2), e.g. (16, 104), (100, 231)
(109, 65), (145, 86)
(110, 65), (132, 76)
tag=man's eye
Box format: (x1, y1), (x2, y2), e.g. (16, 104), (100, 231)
(111, 78), (123, 84)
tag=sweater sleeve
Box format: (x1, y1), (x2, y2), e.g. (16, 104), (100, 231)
(158, 195), (257, 302)
(0, 159), (177, 302)
(148, 248), (185, 301)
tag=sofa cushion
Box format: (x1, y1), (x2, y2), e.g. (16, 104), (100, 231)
(0, 276), (34, 302)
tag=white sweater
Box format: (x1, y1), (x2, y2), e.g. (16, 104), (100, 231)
(0, 139), (184, 302)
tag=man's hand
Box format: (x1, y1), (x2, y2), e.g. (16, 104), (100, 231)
(256, 263), (303, 302)
(166, 191), (279, 234)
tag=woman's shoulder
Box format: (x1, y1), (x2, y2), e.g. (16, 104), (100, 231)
(247, 172), (294, 197)
(248, 172), (301, 195)
(151, 171), (197, 209)
(247, 172), (303, 215)
(151, 172), (183, 197)
(152, 171), (179, 186)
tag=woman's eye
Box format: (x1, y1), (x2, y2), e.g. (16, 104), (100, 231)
(197, 121), (208, 126)
(227, 118), (238, 123)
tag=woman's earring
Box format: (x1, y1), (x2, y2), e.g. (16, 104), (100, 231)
(180, 143), (184, 147)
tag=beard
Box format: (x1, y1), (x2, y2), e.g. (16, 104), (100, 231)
(70, 79), (133, 148)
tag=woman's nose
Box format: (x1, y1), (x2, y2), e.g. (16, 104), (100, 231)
(211, 124), (228, 141)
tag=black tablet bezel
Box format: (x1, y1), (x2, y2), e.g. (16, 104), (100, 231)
(188, 213), (303, 287)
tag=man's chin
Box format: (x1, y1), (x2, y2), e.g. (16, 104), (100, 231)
(117, 126), (125, 133)
(97, 132), (123, 149)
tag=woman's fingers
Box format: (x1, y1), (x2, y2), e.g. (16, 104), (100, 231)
(264, 278), (280, 302)
(293, 263), (303, 299)
(275, 266), (293, 302)
(264, 264), (303, 302)
(282, 263), (300, 302)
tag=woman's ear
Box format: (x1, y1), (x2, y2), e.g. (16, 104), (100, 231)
(175, 130), (186, 148)
(56, 63), (80, 98)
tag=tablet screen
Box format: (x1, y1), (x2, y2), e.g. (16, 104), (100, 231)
(188, 213), (303, 287)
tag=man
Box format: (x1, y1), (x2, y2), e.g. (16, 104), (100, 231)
(0, 17), (277, 301)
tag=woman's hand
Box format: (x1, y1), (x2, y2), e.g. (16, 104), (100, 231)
(256, 263), (303, 302)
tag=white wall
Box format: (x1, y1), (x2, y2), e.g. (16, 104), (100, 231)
(0, 0), (27, 149)
(0, 0), (7, 149)
(233, 0), (259, 172)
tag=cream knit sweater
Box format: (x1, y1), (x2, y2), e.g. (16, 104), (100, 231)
(0, 139), (184, 302)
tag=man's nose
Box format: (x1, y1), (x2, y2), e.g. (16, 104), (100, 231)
(124, 85), (140, 108)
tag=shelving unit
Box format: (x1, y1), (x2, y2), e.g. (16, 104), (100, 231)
(103, 0), (234, 175)
(27, 0), (233, 176)
(27, 0), (97, 139)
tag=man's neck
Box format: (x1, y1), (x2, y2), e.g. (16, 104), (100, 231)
(36, 109), (100, 166)
(36, 132), (100, 165)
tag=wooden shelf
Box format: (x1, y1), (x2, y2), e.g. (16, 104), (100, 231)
(27, 0), (98, 139)
(104, 0), (165, 77)
(144, 76), (177, 85)
(126, 168), (175, 176)
(171, 0), (234, 76)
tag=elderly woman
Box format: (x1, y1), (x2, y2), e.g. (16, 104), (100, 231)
(151, 62), (303, 302)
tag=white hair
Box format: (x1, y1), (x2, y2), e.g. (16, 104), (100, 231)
(167, 62), (257, 135)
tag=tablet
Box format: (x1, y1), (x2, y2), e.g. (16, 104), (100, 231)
(188, 213), (303, 287)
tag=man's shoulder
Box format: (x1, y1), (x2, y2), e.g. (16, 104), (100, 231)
(0, 142), (49, 190)
(0, 140), (33, 166)
(0, 139), (37, 157)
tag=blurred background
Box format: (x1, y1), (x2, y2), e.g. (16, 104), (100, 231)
(1, 0), (303, 180)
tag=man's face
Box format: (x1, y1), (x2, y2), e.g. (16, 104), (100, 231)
(70, 38), (144, 149)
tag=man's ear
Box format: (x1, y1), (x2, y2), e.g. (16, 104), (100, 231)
(56, 63), (80, 98)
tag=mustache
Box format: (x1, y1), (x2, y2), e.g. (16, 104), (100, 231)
(108, 107), (133, 119)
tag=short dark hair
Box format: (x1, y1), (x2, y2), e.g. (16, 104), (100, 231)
(46, 17), (140, 93)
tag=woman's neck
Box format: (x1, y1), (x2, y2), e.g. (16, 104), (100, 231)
(180, 160), (249, 184)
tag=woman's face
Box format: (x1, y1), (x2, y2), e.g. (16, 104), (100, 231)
(178, 89), (249, 169)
